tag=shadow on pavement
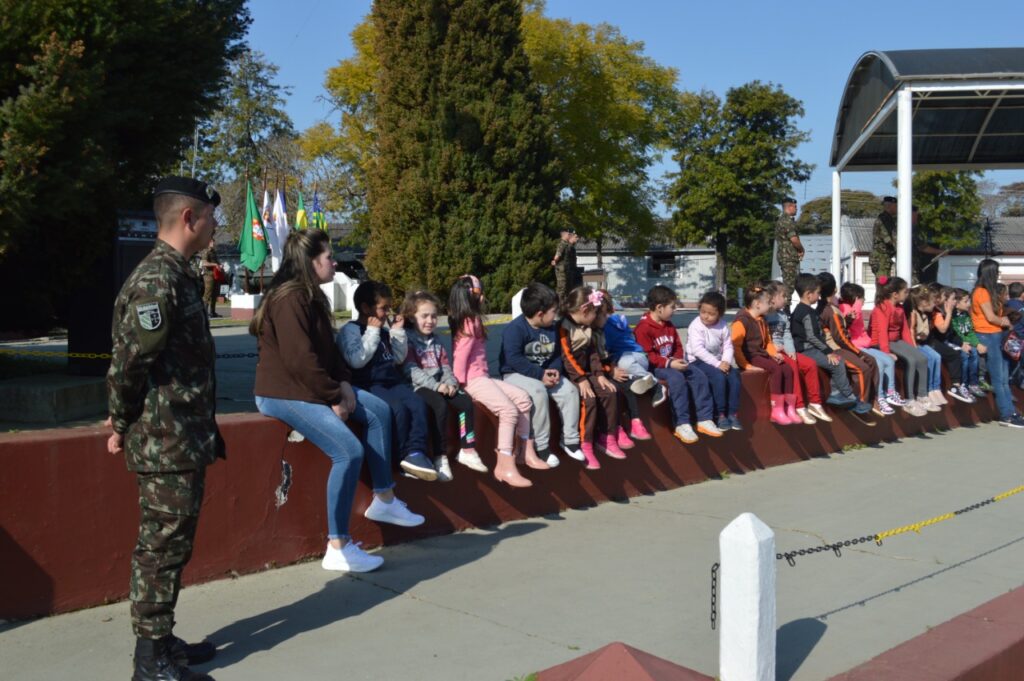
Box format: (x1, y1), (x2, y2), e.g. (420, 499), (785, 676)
(199, 521), (546, 673)
(776, 617), (827, 681)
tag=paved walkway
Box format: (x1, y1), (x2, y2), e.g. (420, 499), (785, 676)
(3, 423), (1023, 680)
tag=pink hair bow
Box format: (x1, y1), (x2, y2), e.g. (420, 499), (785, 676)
(587, 290), (604, 308)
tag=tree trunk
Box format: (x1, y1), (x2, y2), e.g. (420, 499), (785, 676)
(714, 229), (727, 294)
(596, 235), (603, 270)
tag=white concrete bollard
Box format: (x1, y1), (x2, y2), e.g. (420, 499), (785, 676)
(719, 512), (776, 681)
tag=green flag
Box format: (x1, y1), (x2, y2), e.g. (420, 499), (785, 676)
(238, 181), (269, 272)
(294, 191), (308, 230)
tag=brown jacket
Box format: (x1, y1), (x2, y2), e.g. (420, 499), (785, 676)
(254, 289), (351, 405)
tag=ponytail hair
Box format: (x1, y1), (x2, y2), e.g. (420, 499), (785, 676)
(448, 274), (487, 339)
(874, 275), (907, 306)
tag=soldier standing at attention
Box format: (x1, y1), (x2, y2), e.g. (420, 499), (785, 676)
(551, 228), (579, 303)
(198, 239), (221, 318)
(775, 197), (804, 307)
(106, 176), (224, 681)
(870, 196), (898, 279)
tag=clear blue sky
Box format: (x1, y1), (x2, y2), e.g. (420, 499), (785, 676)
(247, 0), (1024, 208)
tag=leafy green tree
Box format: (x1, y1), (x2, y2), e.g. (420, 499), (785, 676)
(796, 190), (881, 234)
(308, 2), (679, 261)
(368, 0), (561, 308)
(998, 181), (1024, 217)
(910, 171), (983, 250)
(666, 83), (812, 292)
(0, 0), (249, 330)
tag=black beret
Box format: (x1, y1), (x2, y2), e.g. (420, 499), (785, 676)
(566, 228), (577, 235)
(882, 195), (897, 204)
(154, 176), (221, 207)
(782, 197), (797, 205)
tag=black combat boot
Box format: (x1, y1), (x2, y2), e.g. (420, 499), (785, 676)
(167, 635), (217, 665)
(132, 637), (214, 681)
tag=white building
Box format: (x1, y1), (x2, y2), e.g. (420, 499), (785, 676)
(575, 237), (716, 306)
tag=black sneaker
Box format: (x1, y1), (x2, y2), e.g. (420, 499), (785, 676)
(400, 452), (439, 481)
(997, 414), (1024, 429)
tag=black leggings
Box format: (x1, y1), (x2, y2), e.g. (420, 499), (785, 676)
(928, 338), (962, 384)
(414, 387), (476, 456)
(610, 377), (640, 421)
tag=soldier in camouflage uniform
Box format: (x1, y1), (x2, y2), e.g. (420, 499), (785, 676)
(869, 196), (898, 279)
(198, 240), (221, 318)
(106, 176), (224, 681)
(774, 197), (805, 308)
(551, 228), (579, 304)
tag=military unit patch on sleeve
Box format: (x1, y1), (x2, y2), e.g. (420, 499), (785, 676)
(136, 302), (163, 331)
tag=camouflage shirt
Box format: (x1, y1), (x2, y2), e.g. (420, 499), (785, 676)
(107, 239), (221, 472)
(870, 211), (896, 271)
(774, 215), (801, 268)
(554, 239), (576, 275)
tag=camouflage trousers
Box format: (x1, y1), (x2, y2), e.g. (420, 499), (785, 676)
(872, 261), (893, 279)
(780, 261), (799, 305)
(131, 468), (206, 639)
(555, 269), (569, 304)
(202, 276), (216, 313)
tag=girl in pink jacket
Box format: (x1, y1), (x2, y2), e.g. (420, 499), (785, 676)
(449, 275), (548, 488)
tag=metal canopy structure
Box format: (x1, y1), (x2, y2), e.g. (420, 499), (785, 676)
(828, 48), (1024, 282)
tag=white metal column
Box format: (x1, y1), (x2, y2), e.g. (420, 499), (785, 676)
(896, 87), (913, 280)
(831, 171), (842, 282)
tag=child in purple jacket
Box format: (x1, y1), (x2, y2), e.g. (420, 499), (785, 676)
(685, 291), (743, 431)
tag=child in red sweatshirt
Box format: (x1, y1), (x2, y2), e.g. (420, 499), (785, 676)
(633, 285), (721, 444)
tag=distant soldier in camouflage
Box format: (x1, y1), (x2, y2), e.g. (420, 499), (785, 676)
(869, 196), (898, 279)
(106, 176), (225, 681)
(774, 197), (805, 307)
(551, 228), (579, 303)
(198, 239), (221, 318)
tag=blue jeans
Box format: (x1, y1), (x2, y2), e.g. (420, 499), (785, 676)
(960, 346), (980, 386)
(978, 332), (1013, 419)
(917, 344), (943, 392)
(367, 383), (429, 457)
(690, 360), (742, 418)
(255, 389), (395, 539)
(654, 365), (714, 424)
(861, 348), (896, 394)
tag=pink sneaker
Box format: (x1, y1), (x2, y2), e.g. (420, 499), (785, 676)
(616, 426), (635, 449)
(580, 442), (601, 470)
(595, 433), (627, 460)
(629, 418), (652, 440)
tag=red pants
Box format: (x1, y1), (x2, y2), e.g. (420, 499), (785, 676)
(780, 353), (822, 407)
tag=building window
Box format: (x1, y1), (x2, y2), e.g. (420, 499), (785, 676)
(648, 254), (676, 277)
(861, 262), (875, 285)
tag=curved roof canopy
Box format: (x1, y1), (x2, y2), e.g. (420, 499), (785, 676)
(830, 48), (1024, 171)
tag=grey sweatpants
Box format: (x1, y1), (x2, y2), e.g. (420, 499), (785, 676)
(502, 373), (580, 449)
(800, 346), (854, 397)
(889, 340), (928, 399)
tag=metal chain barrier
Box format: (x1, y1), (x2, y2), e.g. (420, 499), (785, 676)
(710, 483), (1024, 629)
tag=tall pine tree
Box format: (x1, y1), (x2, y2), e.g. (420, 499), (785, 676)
(368, 0), (561, 309)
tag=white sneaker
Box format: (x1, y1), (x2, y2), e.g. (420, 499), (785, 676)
(674, 424), (698, 444)
(363, 496), (425, 527)
(433, 455), (453, 482)
(322, 541), (383, 572)
(807, 403), (832, 422)
(286, 430), (306, 443)
(652, 384), (668, 407)
(921, 396), (942, 412)
(929, 390), (948, 406)
(544, 452), (561, 468)
(795, 407), (817, 425)
(902, 400), (924, 417)
(456, 449), (488, 473)
(630, 373), (657, 395)
(561, 442), (586, 462)
(696, 420), (723, 437)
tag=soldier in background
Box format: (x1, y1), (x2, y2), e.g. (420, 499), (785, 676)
(551, 228), (579, 303)
(869, 196), (898, 279)
(106, 176), (225, 681)
(198, 239), (221, 318)
(774, 197), (804, 307)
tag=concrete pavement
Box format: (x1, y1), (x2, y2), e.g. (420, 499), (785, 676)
(3, 422), (1023, 680)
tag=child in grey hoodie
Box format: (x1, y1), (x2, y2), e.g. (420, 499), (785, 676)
(401, 291), (484, 480)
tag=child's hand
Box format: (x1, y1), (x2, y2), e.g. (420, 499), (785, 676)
(670, 359), (688, 370)
(596, 375), (616, 392)
(746, 365), (766, 373)
(771, 354), (784, 364)
(978, 343), (987, 354)
(718, 361), (731, 373)
(962, 343), (971, 353)
(366, 316), (383, 328)
(578, 380), (595, 400)
(612, 367), (629, 382)
(391, 314), (405, 329)
(827, 353), (840, 366)
(888, 352), (898, 361)
(438, 384), (455, 396)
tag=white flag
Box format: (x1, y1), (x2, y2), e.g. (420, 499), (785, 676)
(262, 189), (282, 271)
(273, 189), (290, 259)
